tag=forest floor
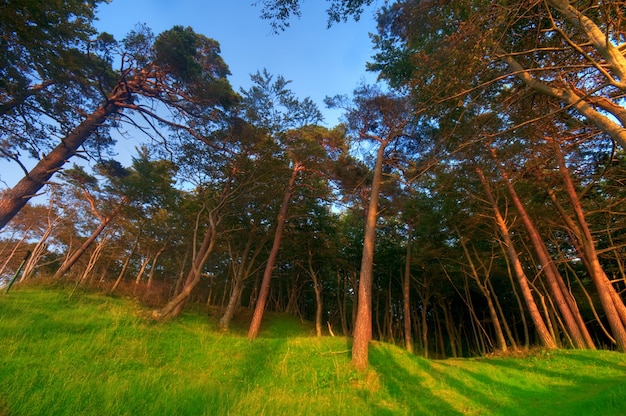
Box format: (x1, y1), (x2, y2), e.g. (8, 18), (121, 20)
(1, 286), (625, 415)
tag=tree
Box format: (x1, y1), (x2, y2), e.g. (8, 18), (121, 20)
(245, 127), (342, 337)
(490, 146), (595, 349)
(0, 22), (236, 229)
(476, 166), (558, 349)
(328, 84), (415, 368)
(371, 1), (626, 149)
(255, 0), (374, 31)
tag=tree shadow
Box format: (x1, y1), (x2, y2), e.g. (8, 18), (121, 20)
(370, 345), (467, 415)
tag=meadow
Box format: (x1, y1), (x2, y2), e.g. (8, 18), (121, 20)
(1, 287), (625, 415)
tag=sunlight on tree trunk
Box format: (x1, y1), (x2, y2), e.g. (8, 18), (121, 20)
(352, 140), (387, 369)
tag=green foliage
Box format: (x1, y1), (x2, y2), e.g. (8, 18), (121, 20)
(0, 0), (112, 159)
(255, 0), (374, 31)
(1, 288), (625, 415)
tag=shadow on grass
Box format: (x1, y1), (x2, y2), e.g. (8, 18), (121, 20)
(463, 349), (626, 415)
(370, 345), (466, 415)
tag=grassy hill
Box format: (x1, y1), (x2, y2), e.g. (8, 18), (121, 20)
(1, 287), (625, 415)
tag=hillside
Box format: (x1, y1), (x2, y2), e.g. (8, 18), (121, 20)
(1, 287), (625, 415)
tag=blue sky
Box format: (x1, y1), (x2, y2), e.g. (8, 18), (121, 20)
(95, 0), (380, 126)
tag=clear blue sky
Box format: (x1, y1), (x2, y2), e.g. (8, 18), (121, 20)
(95, 0), (379, 125)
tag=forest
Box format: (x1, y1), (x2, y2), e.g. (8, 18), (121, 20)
(2, 0), (626, 371)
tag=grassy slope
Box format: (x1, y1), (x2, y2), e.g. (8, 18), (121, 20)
(1, 288), (625, 416)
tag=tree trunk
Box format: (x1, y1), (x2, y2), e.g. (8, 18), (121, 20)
(110, 227), (142, 293)
(551, 140), (626, 351)
(492, 149), (594, 349)
(152, 209), (218, 320)
(146, 243), (167, 288)
(0, 102), (120, 230)
(248, 162), (302, 339)
(302, 249), (324, 337)
(76, 233), (110, 285)
(420, 291), (430, 358)
(337, 271), (350, 336)
(219, 235), (265, 330)
(20, 213), (59, 281)
(477, 167), (557, 349)
(403, 223), (414, 353)
(53, 200), (125, 279)
(134, 256), (151, 285)
(352, 139), (388, 369)
(458, 231), (508, 352)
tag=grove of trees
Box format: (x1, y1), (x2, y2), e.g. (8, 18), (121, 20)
(2, 0), (626, 370)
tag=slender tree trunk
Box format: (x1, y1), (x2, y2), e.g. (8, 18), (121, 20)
(110, 227), (142, 293)
(351, 271), (358, 331)
(302, 249), (324, 337)
(220, 276), (244, 330)
(153, 209), (218, 320)
(488, 277), (518, 350)
(0, 102), (120, 230)
(420, 291), (430, 358)
(54, 200), (125, 279)
(337, 271), (349, 336)
(219, 235), (265, 330)
(457, 232), (508, 352)
(20, 213), (59, 281)
(551, 140), (626, 351)
(492, 148), (594, 349)
(403, 223), (414, 353)
(477, 167), (557, 349)
(440, 298), (459, 358)
(500, 242), (530, 348)
(76, 233), (110, 285)
(134, 256), (151, 285)
(248, 162), (302, 339)
(0, 233), (28, 278)
(146, 243), (167, 288)
(352, 139), (388, 369)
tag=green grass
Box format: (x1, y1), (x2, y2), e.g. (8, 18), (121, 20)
(1, 287), (626, 415)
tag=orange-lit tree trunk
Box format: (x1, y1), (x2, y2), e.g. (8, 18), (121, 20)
(477, 167), (557, 349)
(491, 148), (595, 349)
(248, 162), (303, 339)
(352, 139), (388, 369)
(550, 139), (626, 351)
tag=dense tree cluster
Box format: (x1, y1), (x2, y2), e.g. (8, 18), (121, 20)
(2, 0), (626, 370)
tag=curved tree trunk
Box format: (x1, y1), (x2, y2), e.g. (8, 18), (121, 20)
(457, 231), (508, 352)
(299, 248), (324, 337)
(110, 226), (143, 293)
(219, 234), (266, 330)
(152, 209), (218, 320)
